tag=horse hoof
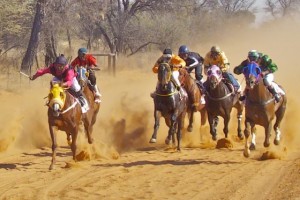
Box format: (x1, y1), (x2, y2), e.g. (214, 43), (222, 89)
(187, 126), (193, 132)
(88, 138), (94, 144)
(264, 142), (270, 147)
(274, 139), (280, 145)
(165, 138), (171, 145)
(249, 143), (256, 150)
(243, 149), (250, 158)
(238, 133), (244, 140)
(49, 164), (54, 170)
(149, 138), (157, 143)
(212, 135), (217, 141)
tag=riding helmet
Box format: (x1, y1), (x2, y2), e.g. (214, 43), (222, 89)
(178, 45), (189, 54)
(211, 45), (221, 53)
(248, 50), (259, 62)
(54, 55), (67, 65)
(78, 47), (88, 54)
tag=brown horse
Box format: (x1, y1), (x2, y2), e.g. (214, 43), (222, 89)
(242, 62), (287, 157)
(149, 63), (188, 151)
(205, 65), (244, 141)
(179, 68), (207, 132)
(47, 82), (93, 170)
(76, 66), (100, 142)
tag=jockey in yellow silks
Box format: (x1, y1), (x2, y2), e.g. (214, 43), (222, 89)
(203, 45), (240, 91)
(151, 48), (186, 98)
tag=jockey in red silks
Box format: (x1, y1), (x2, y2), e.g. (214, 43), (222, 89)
(30, 54), (89, 113)
(70, 48), (101, 103)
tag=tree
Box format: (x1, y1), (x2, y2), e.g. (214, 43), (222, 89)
(20, 0), (46, 74)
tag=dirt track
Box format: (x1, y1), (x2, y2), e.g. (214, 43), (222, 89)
(1, 19), (300, 200)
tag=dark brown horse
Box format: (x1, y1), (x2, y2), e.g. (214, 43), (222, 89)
(47, 82), (93, 170)
(76, 66), (100, 142)
(149, 63), (188, 151)
(179, 68), (207, 132)
(205, 65), (244, 141)
(242, 62), (287, 157)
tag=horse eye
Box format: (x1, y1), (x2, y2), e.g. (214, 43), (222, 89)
(207, 70), (212, 76)
(217, 70), (221, 75)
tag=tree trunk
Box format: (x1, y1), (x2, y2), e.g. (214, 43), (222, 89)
(20, 0), (46, 75)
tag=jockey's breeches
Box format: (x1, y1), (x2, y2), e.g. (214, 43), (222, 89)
(195, 64), (203, 81)
(263, 73), (274, 87)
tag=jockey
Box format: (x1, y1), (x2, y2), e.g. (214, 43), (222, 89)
(178, 45), (205, 91)
(204, 45), (240, 91)
(151, 48), (186, 98)
(178, 45), (204, 82)
(30, 55), (89, 113)
(234, 50), (281, 102)
(70, 48), (101, 103)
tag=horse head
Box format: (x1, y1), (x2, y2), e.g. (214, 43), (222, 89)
(157, 62), (172, 91)
(77, 66), (89, 88)
(207, 65), (222, 89)
(48, 82), (66, 117)
(243, 62), (261, 89)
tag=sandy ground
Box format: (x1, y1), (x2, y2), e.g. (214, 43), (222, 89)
(0, 19), (300, 200)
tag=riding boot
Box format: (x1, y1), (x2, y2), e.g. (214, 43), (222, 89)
(75, 91), (89, 113)
(268, 86), (281, 103)
(92, 84), (101, 103)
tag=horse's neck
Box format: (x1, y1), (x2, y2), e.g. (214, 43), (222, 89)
(209, 81), (228, 96)
(157, 81), (176, 93)
(249, 79), (272, 102)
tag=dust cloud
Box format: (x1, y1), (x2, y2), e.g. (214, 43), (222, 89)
(0, 18), (299, 160)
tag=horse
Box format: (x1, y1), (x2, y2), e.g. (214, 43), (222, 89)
(205, 65), (244, 141)
(76, 66), (100, 143)
(179, 68), (207, 132)
(242, 62), (287, 157)
(149, 63), (188, 151)
(47, 82), (93, 170)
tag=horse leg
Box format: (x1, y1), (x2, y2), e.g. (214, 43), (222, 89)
(223, 113), (230, 138)
(166, 115), (176, 145)
(66, 132), (72, 146)
(150, 110), (161, 143)
(49, 124), (57, 170)
(176, 115), (185, 151)
(71, 126), (79, 161)
(243, 119), (251, 157)
(82, 117), (93, 144)
(273, 104), (286, 145)
(208, 114), (217, 141)
(249, 126), (257, 150)
(187, 110), (194, 132)
(264, 123), (272, 147)
(234, 100), (244, 139)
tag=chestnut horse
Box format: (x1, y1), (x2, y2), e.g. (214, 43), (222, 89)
(47, 82), (93, 170)
(76, 66), (100, 140)
(242, 62), (287, 157)
(149, 63), (188, 151)
(179, 68), (207, 132)
(205, 65), (244, 141)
